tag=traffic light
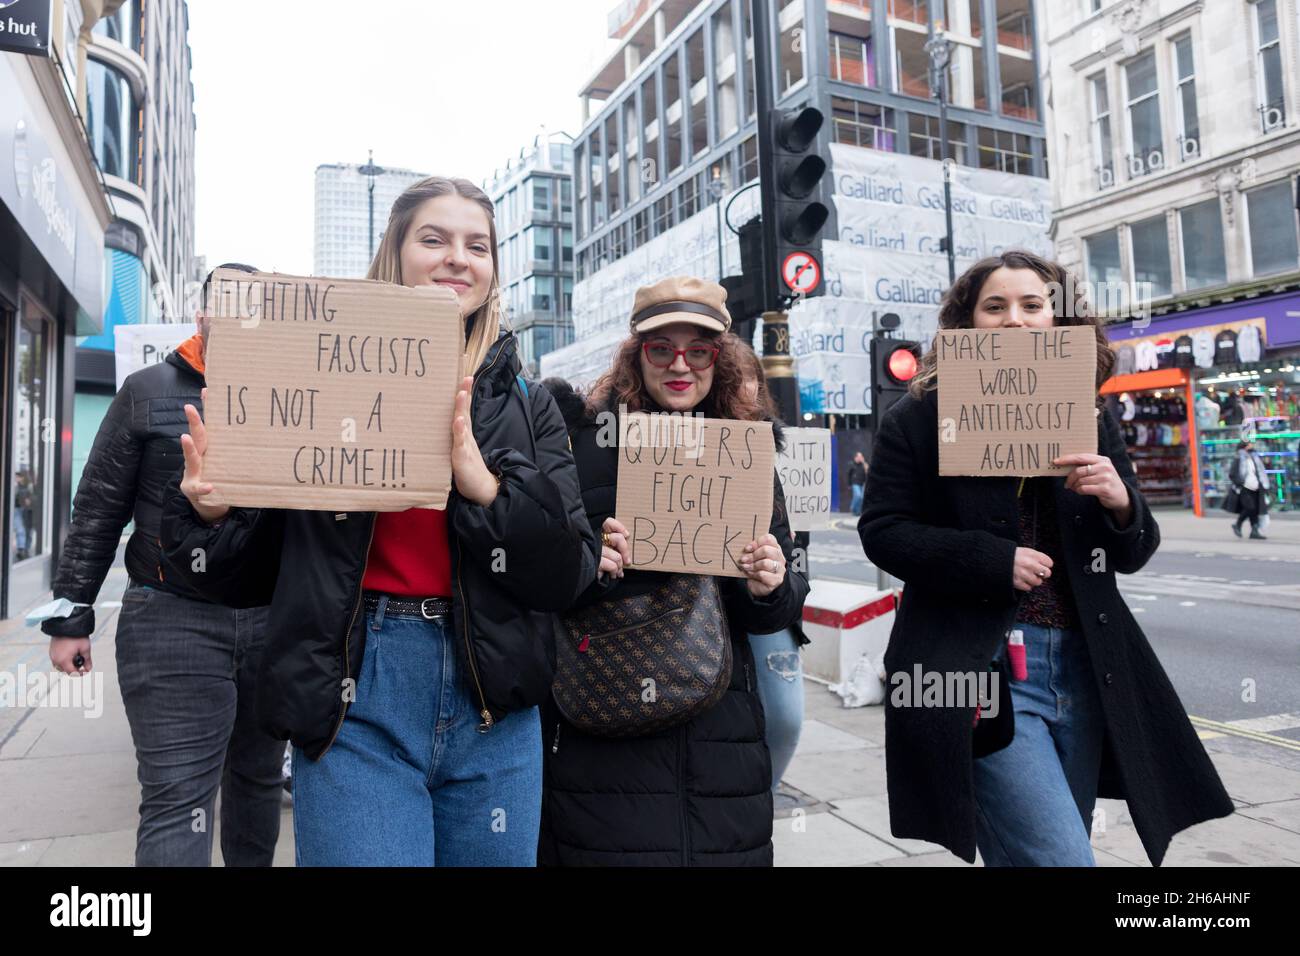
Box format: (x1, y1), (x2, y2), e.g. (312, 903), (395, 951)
(871, 337), (921, 419)
(757, 103), (830, 310)
(721, 218), (766, 342)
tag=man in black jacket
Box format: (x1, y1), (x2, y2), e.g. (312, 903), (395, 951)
(42, 263), (284, 867)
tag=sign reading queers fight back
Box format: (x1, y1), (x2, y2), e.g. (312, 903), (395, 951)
(616, 413), (775, 577)
(201, 268), (462, 510)
(938, 326), (1097, 477)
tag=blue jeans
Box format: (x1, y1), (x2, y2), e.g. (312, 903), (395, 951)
(850, 483), (865, 515)
(291, 598), (542, 866)
(972, 621), (1105, 867)
(748, 629), (804, 791)
(115, 584), (283, 867)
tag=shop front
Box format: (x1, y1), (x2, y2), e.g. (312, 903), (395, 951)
(1105, 291), (1300, 517)
(1, 51), (110, 618)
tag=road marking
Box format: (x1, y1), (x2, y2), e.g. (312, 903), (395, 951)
(1179, 601), (1196, 606)
(1129, 607), (1146, 613)
(1189, 715), (1300, 753)
(1226, 712), (1300, 733)
(1232, 580), (1267, 585)
(1196, 730), (1226, 740)
(1128, 594), (1159, 601)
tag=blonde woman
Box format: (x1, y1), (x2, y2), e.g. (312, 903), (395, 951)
(161, 177), (598, 866)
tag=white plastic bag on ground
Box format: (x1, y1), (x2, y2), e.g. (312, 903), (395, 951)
(829, 651), (887, 707)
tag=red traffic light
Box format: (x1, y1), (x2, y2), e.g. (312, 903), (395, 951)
(887, 346), (919, 383)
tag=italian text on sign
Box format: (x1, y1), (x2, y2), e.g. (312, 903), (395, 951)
(776, 427), (831, 531)
(937, 327), (1097, 477)
(201, 269), (464, 511)
(616, 413), (775, 577)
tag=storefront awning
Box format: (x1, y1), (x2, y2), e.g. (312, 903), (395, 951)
(1100, 368), (1189, 395)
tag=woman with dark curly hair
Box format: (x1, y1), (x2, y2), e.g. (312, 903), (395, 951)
(859, 250), (1232, 866)
(538, 276), (810, 866)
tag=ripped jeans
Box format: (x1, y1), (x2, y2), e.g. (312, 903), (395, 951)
(747, 629), (804, 791)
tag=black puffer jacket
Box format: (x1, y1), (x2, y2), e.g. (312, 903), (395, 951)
(44, 342), (218, 638)
(160, 333), (598, 758)
(537, 386), (809, 866)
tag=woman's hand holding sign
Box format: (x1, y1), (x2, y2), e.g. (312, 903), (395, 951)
(452, 376), (499, 507)
(740, 533), (786, 598)
(599, 517), (630, 580)
(181, 388), (231, 525)
(1055, 452), (1133, 527)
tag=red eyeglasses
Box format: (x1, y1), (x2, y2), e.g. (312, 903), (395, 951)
(642, 341), (720, 370)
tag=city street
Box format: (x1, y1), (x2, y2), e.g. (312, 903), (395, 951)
(2, 513), (1297, 868)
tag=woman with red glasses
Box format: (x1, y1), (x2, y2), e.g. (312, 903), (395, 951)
(537, 276), (810, 866)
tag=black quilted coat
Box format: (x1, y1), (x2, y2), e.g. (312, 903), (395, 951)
(43, 345), (217, 637)
(537, 384), (810, 866)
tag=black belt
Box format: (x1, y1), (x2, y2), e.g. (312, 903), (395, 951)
(363, 592), (452, 620)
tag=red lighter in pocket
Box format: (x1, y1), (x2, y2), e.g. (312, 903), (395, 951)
(1007, 629), (1028, 682)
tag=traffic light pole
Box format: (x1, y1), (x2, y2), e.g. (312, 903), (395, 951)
(750, 0), (800, 425)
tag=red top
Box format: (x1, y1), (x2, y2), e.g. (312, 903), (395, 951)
(362, 508), (453, 597)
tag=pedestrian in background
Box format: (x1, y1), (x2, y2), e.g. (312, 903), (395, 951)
(859, 249), (1232, 867)
(847, 452), (868, 515)
(737, 342), (808, 794)
(41, 263), (284, 867)
(1226, 437), (1270, 540)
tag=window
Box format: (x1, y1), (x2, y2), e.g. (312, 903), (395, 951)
(623, 98), (641, 205)
(998, 0), (1037, 120)
(829, 31), (875, 87)
(742, 0), (756, 120)
(92, 0), (140, 51)
(909, 114), (968, 164)
(779, 1), (806, 93)
(632, 208), (650, 249)
(12, 302), (52, 563)
(654, 193), (674, 234)
(1086, 229), (1123, 291)
(1247, 180), (1300, 276)
(740, 134), (758, 183)
(531, 226), (553, 268)
(943, 2), (986, 110)
(713, 3), (738, 141)
(561, 177), (573, 215)
(561, 227), (573, 267)
(678, 174), (701, 220)
(532, 178), (552, 217)
(532, 275), (555, 313)
(687, 29), (708, 158)
(1130, 215), (1172, 300)
(977, 127), (1031, 174)
(892, 7), (930, 98)
(889, 0), (929, 26)
(1255, 0), (1286, 131)
(642, 74), (659, 186)
(605, 114), (622, 217)
(1179, 199), (1226, 291)
(665, 53), (684, 171)
(1091, 74), (1115, 187)
(832, 97), (896, 151)
(1172, 35), (1199, 160)
(1125, 51), (1163, 176)
(85, 60), (141, 182)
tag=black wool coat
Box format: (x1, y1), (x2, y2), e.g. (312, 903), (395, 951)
(537, 390), (810, 866)
(858, 389), (1233, 865)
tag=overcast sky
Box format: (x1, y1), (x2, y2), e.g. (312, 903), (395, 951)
(189, 0), (620, 276)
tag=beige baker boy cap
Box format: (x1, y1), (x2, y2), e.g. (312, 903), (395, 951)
(629, 275), (732, 335)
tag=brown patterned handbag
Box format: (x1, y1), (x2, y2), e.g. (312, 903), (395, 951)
(554, 574), (732, 737)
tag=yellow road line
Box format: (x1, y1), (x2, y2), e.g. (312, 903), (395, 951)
(1189, 715), (1300, 752)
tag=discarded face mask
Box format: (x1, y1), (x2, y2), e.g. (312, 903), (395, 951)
(25, 598), (91, 627)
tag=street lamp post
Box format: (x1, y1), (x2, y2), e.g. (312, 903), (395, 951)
(358, 149), (386, 264)
(707, 166), (729, 280)
(924, 32), (957, 285)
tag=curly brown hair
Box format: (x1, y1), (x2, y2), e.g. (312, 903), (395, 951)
(586, 330), (765, 421)
(908, 250), (1115, 399)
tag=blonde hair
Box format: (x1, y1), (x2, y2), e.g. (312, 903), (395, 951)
(365, 176), (501, 376)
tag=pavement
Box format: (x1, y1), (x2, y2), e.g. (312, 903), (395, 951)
(1, 511), (1298, 866)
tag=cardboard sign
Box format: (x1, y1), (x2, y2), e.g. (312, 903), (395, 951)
(776, 427), (831, 531)
(938, 327), (1097, 477)
(114, 323), (197, 391)
(201, 269), (463, 511)
(616, 413), (774, 577)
